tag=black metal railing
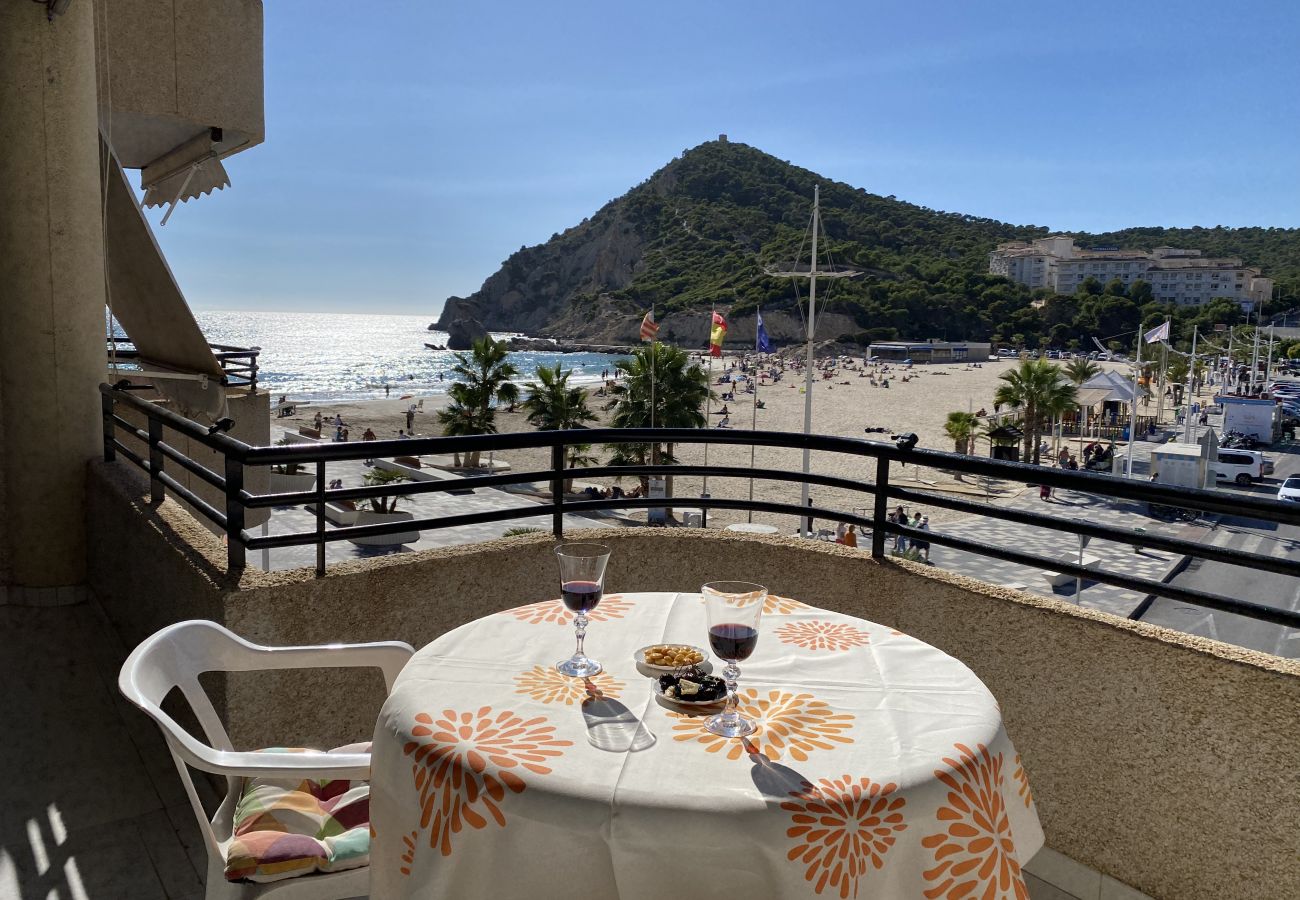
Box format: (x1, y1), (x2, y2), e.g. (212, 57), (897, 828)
(107, 338), (260, 392)
(98, 383), (1300, 630)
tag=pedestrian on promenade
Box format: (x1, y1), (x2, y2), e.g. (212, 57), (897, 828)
(913, 516), (931, 561)
(1039, 483), (1052, 502)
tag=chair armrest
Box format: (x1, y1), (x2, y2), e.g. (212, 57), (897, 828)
(170, 737), (372, 781)
(230, 641), (415, 692)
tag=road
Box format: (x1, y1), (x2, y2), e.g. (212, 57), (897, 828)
(1137, 443), (1300, 659)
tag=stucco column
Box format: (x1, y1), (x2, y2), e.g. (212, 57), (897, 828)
(0, 0), (107, 589)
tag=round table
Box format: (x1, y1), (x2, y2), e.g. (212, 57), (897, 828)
(724, 523), (780, 535)
(369, 592), (1042, 899)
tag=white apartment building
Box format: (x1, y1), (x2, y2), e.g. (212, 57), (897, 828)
(990, 237), (1273, 309)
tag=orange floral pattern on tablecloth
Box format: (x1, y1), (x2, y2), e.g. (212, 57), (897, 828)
(920, 742), (1028, 900)
(699, 592), (811, 614)
(505, 594), (634, 626)
(403, 707), (571, 858)
(669, 688), (853, 761)
(399, 830), (417, 876)
(764, 594), (811, 614)
(513, 666), (624, 705)
(775, 620), (871, 652)
(1012, 754), (1033, 809)
(781, 776), (907, 898)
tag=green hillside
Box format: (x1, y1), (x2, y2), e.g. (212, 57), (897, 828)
(441, 139), (1300, 350)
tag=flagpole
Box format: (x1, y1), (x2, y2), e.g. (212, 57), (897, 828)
(747, 307), (761, 522)
(649, 303), (655, 433)
(1126, 323), (1142, 477)
(1185, 325), (1198, 442)
(703, 306), (714, 503)
(801, 186), (820, 537)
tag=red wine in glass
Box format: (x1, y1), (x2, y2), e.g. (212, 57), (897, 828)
(561, 580), (603, 613)
(708, 623), (759, 661)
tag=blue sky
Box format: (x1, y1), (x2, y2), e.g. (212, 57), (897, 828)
(151, 0), (1300, 315)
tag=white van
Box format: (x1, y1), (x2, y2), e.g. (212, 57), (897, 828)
(1213, 449), (1274, 486)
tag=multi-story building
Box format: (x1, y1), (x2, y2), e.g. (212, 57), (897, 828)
(990, 237), (1273, 309)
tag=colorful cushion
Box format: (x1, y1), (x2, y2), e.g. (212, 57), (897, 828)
(224, 742), (371, 883)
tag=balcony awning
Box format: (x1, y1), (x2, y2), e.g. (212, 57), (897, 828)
(141, 155), (230, 210)
(102, 136), (228, 423)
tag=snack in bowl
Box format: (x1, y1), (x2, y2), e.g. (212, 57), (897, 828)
(643, 644), (705, 669)
(657, 669), (727, 704)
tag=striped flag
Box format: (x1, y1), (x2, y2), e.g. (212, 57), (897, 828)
(709, 311), (727, 357)
(1144, 321), (1170, 344)
(639, 309), (659, 342)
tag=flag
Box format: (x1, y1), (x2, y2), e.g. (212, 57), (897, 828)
(756, 308), (771, 353)
(709, 311), (727, 357)
(639, 309), (659, 342)
(1144, 321), (1170, 344)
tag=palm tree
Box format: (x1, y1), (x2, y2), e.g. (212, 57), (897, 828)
(609, 343), (711, 512)
(436, 337), (519, 467)
(1064, 357), (1101, 386)
(361, 468), (408, 514)
(563, 443), (599, 495)
(522, 364), (596, 431)
(994, 359), (1078, 464)
(943, 411), (979, 455)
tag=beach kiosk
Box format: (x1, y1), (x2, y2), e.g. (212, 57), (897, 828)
(1150, 440), (1215, 491)
(987, 423), (1024, 462)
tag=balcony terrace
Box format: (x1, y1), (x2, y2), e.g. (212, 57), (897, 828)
(2, 386), (1298, 899)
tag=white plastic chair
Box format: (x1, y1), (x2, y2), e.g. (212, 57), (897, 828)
(118, 620), (414, 899)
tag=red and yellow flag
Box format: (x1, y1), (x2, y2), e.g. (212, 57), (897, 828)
(709, 311), (727, 357)
(639, 310), (659, 342)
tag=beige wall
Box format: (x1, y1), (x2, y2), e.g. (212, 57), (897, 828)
(87, 461), (1300, 900)
(97, 0), (264, 168)
(1, 1), (112, 589)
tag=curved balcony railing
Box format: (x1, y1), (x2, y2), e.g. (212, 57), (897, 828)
(99, 382), (1300, 630)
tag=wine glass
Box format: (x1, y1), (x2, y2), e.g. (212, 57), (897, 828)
(702, 581), (767, 738)
(554, 543), (611, 677)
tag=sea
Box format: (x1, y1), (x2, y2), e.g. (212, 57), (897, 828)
(182, 311), (628, 403)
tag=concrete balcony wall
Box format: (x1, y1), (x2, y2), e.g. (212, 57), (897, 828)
(86, 461), (1300, 900)
(96, 0), (264, 168)
(111, 389), (271, 530)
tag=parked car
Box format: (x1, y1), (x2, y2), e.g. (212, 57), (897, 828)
(1214, 449), (1273, 486)
(1278, 477), (1300, 502)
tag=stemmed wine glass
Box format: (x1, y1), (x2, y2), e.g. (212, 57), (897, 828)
(554, 543), (611, 677)
(702, 581), (767, 737)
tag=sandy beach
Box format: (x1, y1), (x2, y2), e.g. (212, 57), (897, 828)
(273, 357), (1136, 532)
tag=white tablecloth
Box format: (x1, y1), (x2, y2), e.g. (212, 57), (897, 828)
(370, 592), (1042, 899)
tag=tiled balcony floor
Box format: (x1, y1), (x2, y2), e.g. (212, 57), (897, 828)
(0, 601), (1116, 899)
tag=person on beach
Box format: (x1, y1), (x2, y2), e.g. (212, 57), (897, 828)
(843, 524), (858, 548)
(341, 426), (349, 442)
(362, 428), (376, 441)
(406, 408), (415, 432)
(913, 516), (931, 561)
(1057, 446), (1070, 468)
(835, 521), (847, 543)
(313, 411), (323, 432)
(385, 383), (390, 397)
